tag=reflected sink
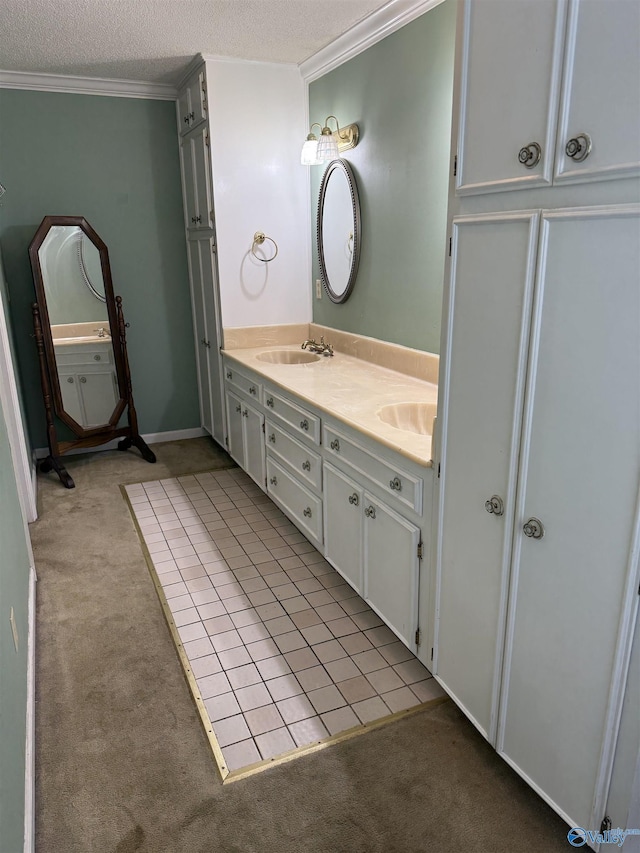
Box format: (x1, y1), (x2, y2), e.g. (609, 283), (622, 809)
(256, 350), (320, 365)
(377, 402), (437, 436)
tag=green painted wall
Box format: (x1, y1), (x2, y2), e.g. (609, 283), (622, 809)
(0, 410), (31, 853)
(310, 0), (456, 354)
(0, 89), (199, 449)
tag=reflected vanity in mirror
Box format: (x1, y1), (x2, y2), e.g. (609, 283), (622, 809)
(317, 159), (361, 303)
(29, 215), (155, 488)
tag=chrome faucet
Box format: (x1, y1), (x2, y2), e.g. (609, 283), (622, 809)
(301, 336), (334, 356)
(92, 327), (109, 338)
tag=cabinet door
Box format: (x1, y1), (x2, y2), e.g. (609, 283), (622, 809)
(59, 375), (84, 426)
(197, 238), (225, 444)
(78, 372), (118, 427)
(225, 391), (244, 468)
(243, 400), (265, 489)
(189, 71), (207, 129)
(188, 241), (214, 436)
(323, 463), (364, 594)
(498, 206), (640, 831)
(177, 86), (192, 136)
(456, 0), (566, 195)
(192, 128), (213, 230)
(554, 0), (640, 185)
(364, 493), (420, 651)
(436, 212), (539, 740)
(180, 137), (197, 228)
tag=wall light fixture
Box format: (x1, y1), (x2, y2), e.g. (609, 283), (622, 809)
(300, 116), (359, 166)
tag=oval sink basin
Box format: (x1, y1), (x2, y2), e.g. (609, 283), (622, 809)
(256, 350), (320, 365)
(377, 402), (437, 436)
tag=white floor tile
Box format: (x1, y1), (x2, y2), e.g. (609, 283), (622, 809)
(255, 727), (295, 760)
(213, 714), (251, 748)
(223, 738), (261, 771)
(320, 706), (360, 736)
(287, 716), (329, 748)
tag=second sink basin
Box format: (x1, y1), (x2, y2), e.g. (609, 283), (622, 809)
(257, 350), (320, 365)
(377, 402), (437, 436)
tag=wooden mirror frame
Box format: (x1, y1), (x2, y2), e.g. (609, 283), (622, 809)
(29, 215), (155, 488)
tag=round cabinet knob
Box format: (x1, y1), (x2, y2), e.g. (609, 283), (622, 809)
(303, 507), (312, 518)
(330, 438), (340, 452)
(517, 141), (542, 169)
(226, 370), (232, 379)
(300, 419), (309, 431)
(389, 477), (402, 492)
(523, 517), (545, 539)
(485, 495), (504, 516)
(266, 397), (274, 408)
(235, 405), (241, 413)
(348, 493), (359, 506)
(242, 409), (248, 418)
(268, 433), (276, 443)
(79, 376), (87, 384)
(302, 460), (311, 471)
(67, 377), (74, 384)
(93, 354), (101, 361)
(269, 476), (277, 486)
(249, 386), (256, 395)
(364, 505), (376, 519)
(565, 132), (592, 162)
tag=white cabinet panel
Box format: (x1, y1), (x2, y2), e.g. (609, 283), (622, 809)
(243, 402), (265, 488)
(188, 240), (214, 437)
(181, 130), (213, 231)
(554, 0), (640, 185)
(364, 493), (420, 651)
(226, 390), (244, 468)
(436, 212), (540, 738)
(456, 0), (566, 194)
(323, 462), (364, 594)
(498, 206), (640, 830)
(197, 238), (224, 444)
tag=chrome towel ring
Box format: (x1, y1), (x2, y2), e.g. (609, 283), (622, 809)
(251, 231), (278, 262)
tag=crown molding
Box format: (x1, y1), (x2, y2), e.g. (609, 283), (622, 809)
(299, 0), (446, 83)
(0, 69), (177, 100)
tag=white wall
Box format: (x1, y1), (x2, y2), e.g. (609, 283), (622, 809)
(205, 59), (311, 329)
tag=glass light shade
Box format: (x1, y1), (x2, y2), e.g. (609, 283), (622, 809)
(301, 138), (321, 166)
(316, 131), (339, 162)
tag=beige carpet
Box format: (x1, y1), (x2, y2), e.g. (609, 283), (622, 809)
(30, 437), (570, 853)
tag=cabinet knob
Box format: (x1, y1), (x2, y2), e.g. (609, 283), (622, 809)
(235, 404), (241, 413)
(242, 409), (248, 418)
(188, 111), (195, 122)
(268, 433), (276, 443)
(249, 386), (256, 395)
(517, 141), (542, 169)
(330, 438), (340, 452)
(201, 338), (210, 348)
(67, 377), (74, 384)
(523, 517), (545, 539)
(93, 354), (101, 361)
(303, 507), (312, 518)
(348, 493), (359, 506)
(266, 397), (274, 408)
(300, 419), (309, 431)
(79, 376), (87, 384)
(485, 495), (504, 516)
(226, 370), (232, 380)
(270, 476), (277, 486)
(364, 505), (376, 519)
(389, 476), (402, 492)
(183, 115), (190, 125)
(565, 132), (592, 162)
(302, 460), (311, 471)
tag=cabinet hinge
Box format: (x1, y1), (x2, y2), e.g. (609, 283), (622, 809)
(448, 237), (452, 257)
(453, 154), (457, 176)
(437, 463), (441, 479)
(430, 647), (434, 661)
(205, 132), (210, 148)
(600, 815), (612, 834)
(262, 422), (265, 433)
(415, 628), (421, 647)
(417, 541), (424, 560)
(224, 435), (228, 448)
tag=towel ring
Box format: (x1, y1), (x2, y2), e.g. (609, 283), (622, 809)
(251, 231), (278, 263)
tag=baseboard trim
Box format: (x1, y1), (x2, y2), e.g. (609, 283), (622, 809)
(34, 427), (208, 460)
(24, 564), (37, 853)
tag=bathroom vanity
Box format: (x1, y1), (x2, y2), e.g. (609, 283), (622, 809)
(221, 325), (438, 667)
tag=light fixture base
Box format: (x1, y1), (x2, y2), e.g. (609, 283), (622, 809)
(335, 123), (359, 153)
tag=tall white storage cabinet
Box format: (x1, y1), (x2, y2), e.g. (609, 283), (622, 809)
(436, 0), (640, 840)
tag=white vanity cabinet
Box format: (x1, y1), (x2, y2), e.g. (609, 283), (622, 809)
(55, 342), (119, 428)
(177, 69), (207, 136)
(323, 423), (425, 653)
(455, 0), (640, 195)
(225, 390), (265, 488)
(436, 205), (640, 831)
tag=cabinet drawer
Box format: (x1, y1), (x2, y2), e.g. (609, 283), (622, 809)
(53, 344), (114, 367)
(264, 387), (320, 445)
(224, 364), (262, 403)
(266, 420), (322, 493)
(266, 457), (323, 546)
(323, 424), (423, 515)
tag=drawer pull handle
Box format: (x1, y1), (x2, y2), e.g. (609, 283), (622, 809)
(300, 419), (309, 431)
(266, 397), (274, 408)
(330, 438), (340, 452)
(235, 404), (241, 413)
(270, 476), (277, 486)
(389, 477), (402, 491)
(364, 505), (376, 519)
(269, 433), (276, 443)
(303, 507), (312, 518)
(249, 386), (257, 395)
(226, 370), (232, 379)
(348, 493), (359, 506)
(302, 460), (311, 471)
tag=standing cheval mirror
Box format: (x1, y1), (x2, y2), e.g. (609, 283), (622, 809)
(29, 215), (155, 489)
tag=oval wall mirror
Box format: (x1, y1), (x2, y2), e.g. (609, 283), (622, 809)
(317, 159), (361, 303)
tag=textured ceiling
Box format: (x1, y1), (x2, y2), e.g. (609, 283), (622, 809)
(0, 0), (392, 84)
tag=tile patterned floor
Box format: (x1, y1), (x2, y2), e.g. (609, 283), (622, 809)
(125, 467), (445, 775)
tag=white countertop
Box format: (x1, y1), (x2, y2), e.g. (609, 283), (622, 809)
(222, 344), (437, 467)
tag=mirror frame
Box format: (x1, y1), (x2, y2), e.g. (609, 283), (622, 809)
(29, 215), (127, 436)
(317, 159), (361, 304)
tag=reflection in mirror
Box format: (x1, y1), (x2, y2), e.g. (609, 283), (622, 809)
(29, 215), (156, 488)
(317, 159), (361, 303)
(37, 225), (117, 429)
